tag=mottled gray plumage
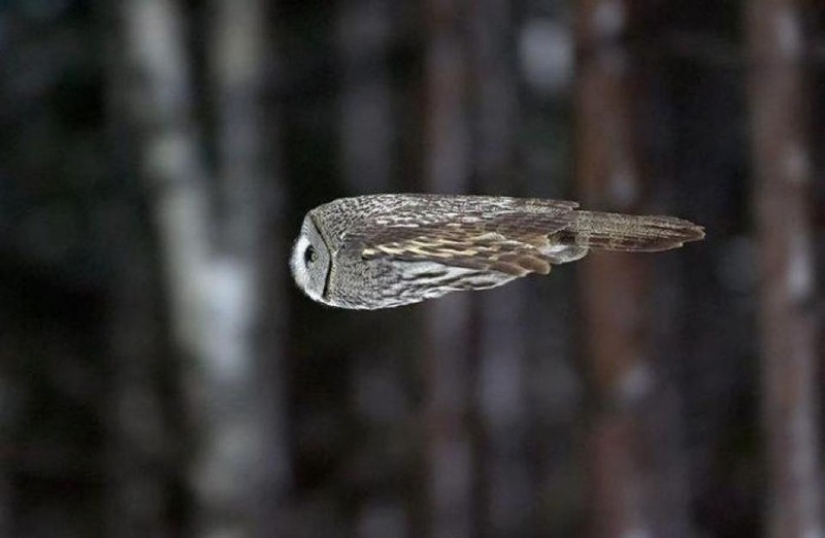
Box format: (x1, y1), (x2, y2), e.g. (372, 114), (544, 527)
(290, 194), (705, 309)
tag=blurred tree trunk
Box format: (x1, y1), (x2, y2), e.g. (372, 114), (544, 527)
(420, 1), (474, 537)
(118, 1), (290, 537)
(467, 2), (533, 537)
(574, 5), (646, 535)
(337, 2), (409, 538)
(574, 1), (687, 536)
(747, 2), (823, 537)
(103, 4), (180, 534)
(209, 1), (291, 537)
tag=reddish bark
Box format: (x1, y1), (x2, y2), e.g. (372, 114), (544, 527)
(748, 1), (822, 536)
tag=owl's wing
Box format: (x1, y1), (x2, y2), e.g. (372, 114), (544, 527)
(353, 197), (578, 277)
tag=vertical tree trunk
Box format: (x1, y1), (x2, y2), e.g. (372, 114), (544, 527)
(747, 2), (822, 537)
(119, 1), (221, 535)
(337, 2), (408, 538)
(209, 2), (291, 537)
(574, 1), (650, 536)
(421, 1), (473, 537)
(467, 1), (532, 536)
(117, 1), (216, 531)
(103, 3), (181, 533)
(119, 0), (290, 536)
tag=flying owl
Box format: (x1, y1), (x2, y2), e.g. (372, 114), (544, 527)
(290, 194), (705, 310)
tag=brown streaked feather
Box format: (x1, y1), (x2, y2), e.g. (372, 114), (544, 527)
(361, 227), (556, 276)
(356, 198), (577, 277)
(556, 211), (706, 252)
(352, 196), (703, 277)
(352, 196), (578, 244)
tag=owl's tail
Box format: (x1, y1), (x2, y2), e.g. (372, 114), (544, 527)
(559, 210), (705, 252)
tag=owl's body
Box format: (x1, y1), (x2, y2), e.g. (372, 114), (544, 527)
(290, 194), (704, 309)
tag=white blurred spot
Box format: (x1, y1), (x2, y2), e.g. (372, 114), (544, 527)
(148, 133), (188, 180)
(593, 0), (626, 38)
(201, 258), (254, 381)
(801, 528), (824, 538)
(787, 232), (812, 301)
(197, 420), (259, 503)
(784, 144), (809, 183)
(619, 362), (653, 403)
(519, 19), (573, 94)
(777, 8), (802, 58)
(609, 166), (639, 206)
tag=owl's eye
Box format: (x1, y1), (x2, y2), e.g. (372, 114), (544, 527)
(304, 245), (317, 265)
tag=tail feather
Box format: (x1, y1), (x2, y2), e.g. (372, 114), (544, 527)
(558, 210), (705, 252)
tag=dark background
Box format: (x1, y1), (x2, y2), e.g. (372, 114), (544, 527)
(0, 0), (822, 537)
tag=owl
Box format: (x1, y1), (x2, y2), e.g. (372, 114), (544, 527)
(290, 194), (704, 310)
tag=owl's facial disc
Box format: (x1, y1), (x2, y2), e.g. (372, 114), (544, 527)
(290, 216), (332, 303)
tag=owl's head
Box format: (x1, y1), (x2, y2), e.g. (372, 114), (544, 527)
(290, 215), (332, 303)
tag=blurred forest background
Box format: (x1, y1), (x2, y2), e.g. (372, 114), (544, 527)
(1, 0), (824, 537)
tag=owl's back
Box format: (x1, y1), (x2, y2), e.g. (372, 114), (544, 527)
(311, 194), (578, 246)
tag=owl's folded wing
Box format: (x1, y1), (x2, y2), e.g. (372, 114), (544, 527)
(353, 198), (578, 277)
